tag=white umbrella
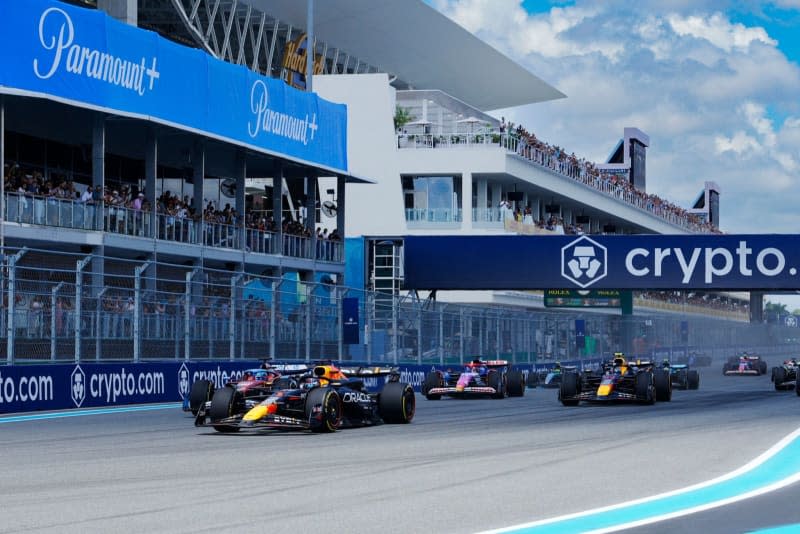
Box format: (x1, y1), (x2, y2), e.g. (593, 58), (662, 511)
(404, 119), (431, 131)
(456, 116), (484, 133)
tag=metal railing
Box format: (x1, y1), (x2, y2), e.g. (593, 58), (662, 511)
(3, 192), (342, 261)
(397, 132), (714, 233)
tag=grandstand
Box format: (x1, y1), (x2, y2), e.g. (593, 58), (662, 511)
(0, 0), (772, 364)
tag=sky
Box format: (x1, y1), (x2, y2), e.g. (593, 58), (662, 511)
(430, 0), (800, 311)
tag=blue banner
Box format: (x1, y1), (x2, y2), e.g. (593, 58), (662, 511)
(0, 0), (348, 172)
(404, 234), (800, 290)
(342, 297), (360, 345)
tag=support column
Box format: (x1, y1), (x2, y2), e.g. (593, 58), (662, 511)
(461, 171), (472, 230)
(1, 95), (5, 253)
(336, 175), (346, 237)
(750, 292), (764, 323)
(192, 141), (205, 247)
(305, 173), (317, 260)
(272, 163), (284, 256)
(235, 150), (246, 252)
(93, 114), (105, 231)
(145, 126), (157, 239)
(491, 183), (503, 220)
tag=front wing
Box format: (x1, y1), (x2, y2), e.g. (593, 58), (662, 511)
(427, 386), (498, 397)
(724, 369), (760, 375)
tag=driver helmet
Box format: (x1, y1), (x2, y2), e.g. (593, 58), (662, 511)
(613, 356), (626, 368)
(553, 361), (562, 370)
(662, 358), (670, 368)
(242, 371), (254, 381)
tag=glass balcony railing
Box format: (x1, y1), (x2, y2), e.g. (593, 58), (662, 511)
(2, 192), (342, 262)
(404, 207), (462, 223)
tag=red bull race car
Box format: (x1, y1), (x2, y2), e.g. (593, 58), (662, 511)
(195, 362), (414, 433)
(186, 363), (302, 415)
(723, 354), (767, 376)
(771, 358), (798, 391)
(421, 359), (525, 400)
(559, 354), (672, 406)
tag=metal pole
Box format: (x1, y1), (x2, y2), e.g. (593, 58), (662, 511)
(184, 268), (199, 361)
(6, 248), (26, 364)
(75, 256), (92, 362)
(229, 274), (243, 361)
(459, 309), (465, 364)
(306, 0), (314, 92)
(366, 292), (372, 364)
(133, 262), (150, 363)
(392, 294), (398, 364)
(1, 95), (5, 254)
(305, 282), (312, 362)
(96, 287), (109, 362)
(51, 282), (63, 361)
(416, 299), (422, 365)
(336, 286), (348, 362)
(438, 306), (444, 365)
(270, 281), (278, 361)
(496, 313), (501, 359)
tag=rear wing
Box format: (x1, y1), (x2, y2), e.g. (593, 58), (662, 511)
(339, 366), (400, 378)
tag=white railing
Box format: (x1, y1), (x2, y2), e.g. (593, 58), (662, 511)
(396, 132), (714, 233)
(405, 207), (462, 223)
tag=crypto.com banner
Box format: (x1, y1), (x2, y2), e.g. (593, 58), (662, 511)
(0, 0), (348, 172)
(403, 234), (800, 290)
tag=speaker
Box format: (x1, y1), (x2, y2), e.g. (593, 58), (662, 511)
(603, 224), (616, 233)
(506, 191), (524, 202)
(545, 204), (560, 214)
(576, 215), (590, 224)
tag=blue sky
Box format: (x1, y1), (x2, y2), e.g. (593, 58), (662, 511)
(431, 0), (800, 309)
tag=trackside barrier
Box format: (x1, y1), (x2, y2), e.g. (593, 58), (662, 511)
(0, 359), (603, 414)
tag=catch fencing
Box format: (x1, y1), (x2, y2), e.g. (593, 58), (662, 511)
(0, 247), (796, 365)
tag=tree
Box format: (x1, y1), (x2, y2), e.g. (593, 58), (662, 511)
(394, 105), (414, 132)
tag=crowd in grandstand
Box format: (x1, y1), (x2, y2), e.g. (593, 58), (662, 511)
(496, 119), (720, 234)
(2, 162), (342, 243)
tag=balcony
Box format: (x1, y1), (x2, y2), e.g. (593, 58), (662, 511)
(2, 192), (343, 262)
(396, 132), (715, 234)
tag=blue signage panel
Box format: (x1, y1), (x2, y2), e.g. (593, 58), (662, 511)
(404, 234), (800, 290)
(0, 0), (347, 172)
(342, 297), (360, 345)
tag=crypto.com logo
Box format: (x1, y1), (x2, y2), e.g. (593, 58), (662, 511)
(71, 364), (86, 407)
(178, 363), (190, 399)
(561, 236), (607, 288)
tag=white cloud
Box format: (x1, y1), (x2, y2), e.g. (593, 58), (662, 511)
(431, 0), (800, 233)
(667, 12), (777, 52)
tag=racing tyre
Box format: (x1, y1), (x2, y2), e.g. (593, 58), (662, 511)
(559, 372), (580, 406)
(506, 370), (525, 397)
(209, 386), (243, 433)
(526, 371), (539, 389)
(305, 387), (342, 432)
(676, 369), (689, 389)
(422, 371), (442, 400)
(189, 379), (214, 416)
(774, 367), (787, 391)
(688, 370), (700, 390)
(654, 369), (672, 402)
(722, 363), (729, 375)
(488, 370), (506, 399)
(273, 377), (298, 391)
(635, 372), (655, 405)
(379, 382), (416, 424)
(760, 361), (768, 375)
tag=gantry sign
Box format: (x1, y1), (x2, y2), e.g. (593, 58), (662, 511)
(403, 235), (800, 291)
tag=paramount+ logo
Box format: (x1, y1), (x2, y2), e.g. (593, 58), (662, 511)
(560, 237), (795, 287)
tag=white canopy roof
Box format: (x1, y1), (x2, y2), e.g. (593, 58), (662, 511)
(248, 0), (565, 111)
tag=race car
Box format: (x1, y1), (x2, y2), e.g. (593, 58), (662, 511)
(196, 362), (415, 433)
(662, 360), (700, 390)
(186, 364), (302, 415)
(530, 363), (577, 389)
(421, 359), (525, 400)
(771, 358), (799, 391)
(723, 354), (767, 376)
(559, 353), (671, 406)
